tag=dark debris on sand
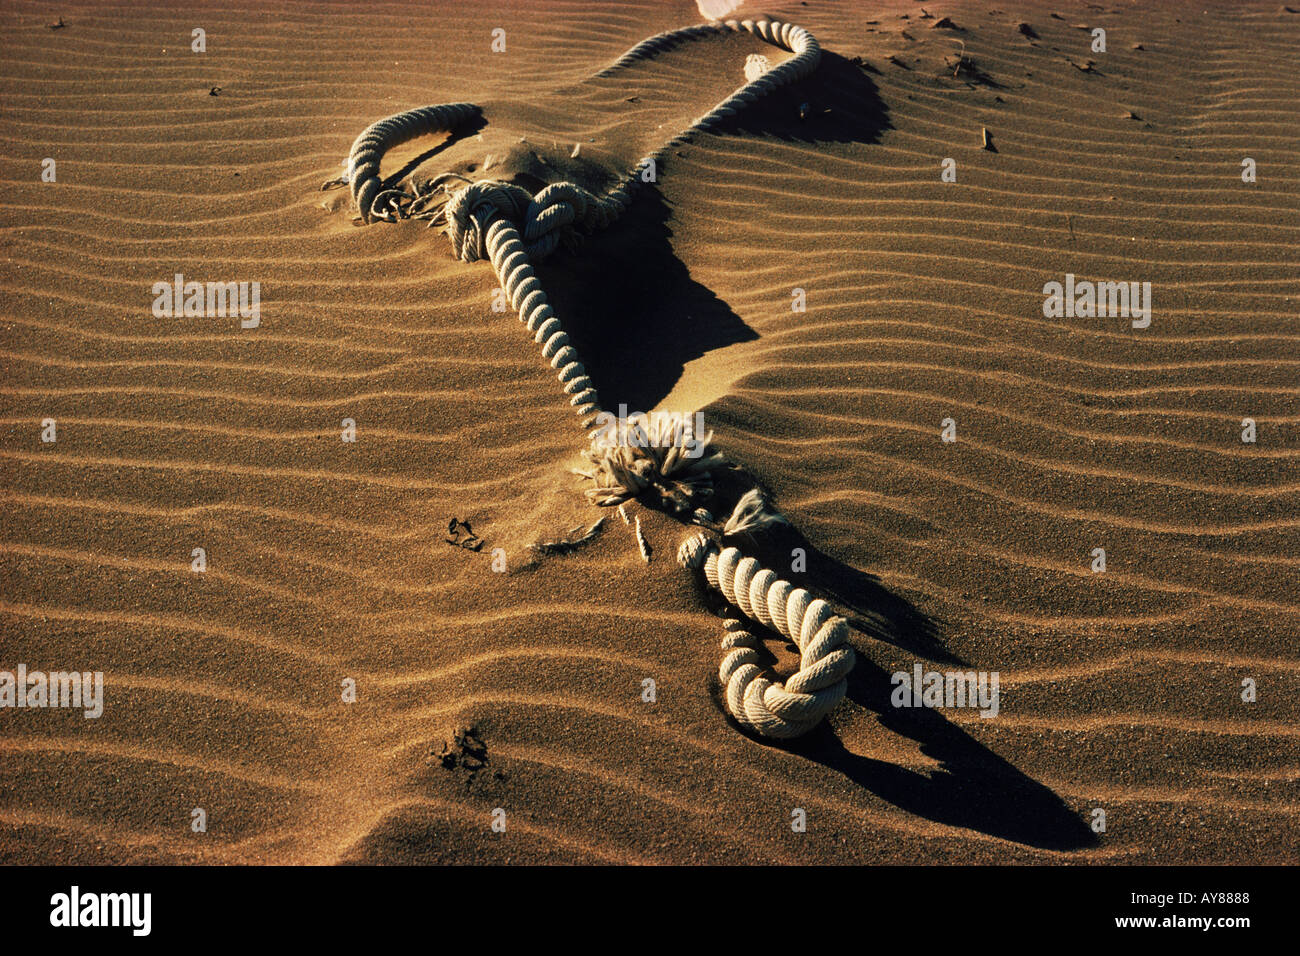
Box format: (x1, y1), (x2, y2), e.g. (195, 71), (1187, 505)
(436, 726), (489, 772)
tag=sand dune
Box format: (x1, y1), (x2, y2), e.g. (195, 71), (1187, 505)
(1, 0), (1297, 864)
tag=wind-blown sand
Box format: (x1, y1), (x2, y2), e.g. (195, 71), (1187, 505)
(1, 0), (1297, 864)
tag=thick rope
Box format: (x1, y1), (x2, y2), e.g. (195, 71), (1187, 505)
(678, 533), (855, 739)
(337, 19), (847, 740)
(339, 18), (820, 430)
(483, 215), (602, 424)
(347, 103), (482, 223)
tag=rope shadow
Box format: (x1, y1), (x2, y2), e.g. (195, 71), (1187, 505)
(705, 651), (1097, 852)
(383, 113), (486, 191)
(694, 490), (1092, 849)
(532, 188), (756, 414)
(644, 39), (1075, 832)
(723, 49), (892, 147)
(517, 51), (891, 412)
(796, 657), (1098, 852)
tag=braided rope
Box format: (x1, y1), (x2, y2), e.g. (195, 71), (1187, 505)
(337, 21), (851, 741)
(483, 214), (602, 424)
(678, 533), (855, 739)
(340, 19), (819, 429)
(347, 103), (482, 223)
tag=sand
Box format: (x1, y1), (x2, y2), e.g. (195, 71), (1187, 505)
(0, 0), (1297, 864)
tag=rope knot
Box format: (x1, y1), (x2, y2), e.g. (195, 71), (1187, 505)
(443, 179), (596, 264)
(445, 180), (532, 262)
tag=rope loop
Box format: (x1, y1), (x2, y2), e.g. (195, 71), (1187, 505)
(678, 533), (855, 739)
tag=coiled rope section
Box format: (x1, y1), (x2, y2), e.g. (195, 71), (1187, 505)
(340, 18), (820, 431)
(678, 533), (856, 739)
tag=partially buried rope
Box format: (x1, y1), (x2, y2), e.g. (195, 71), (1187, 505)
(335, 18), (851, 739)
(336, 17), (819, 431)
(678, 532), (855, 739)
